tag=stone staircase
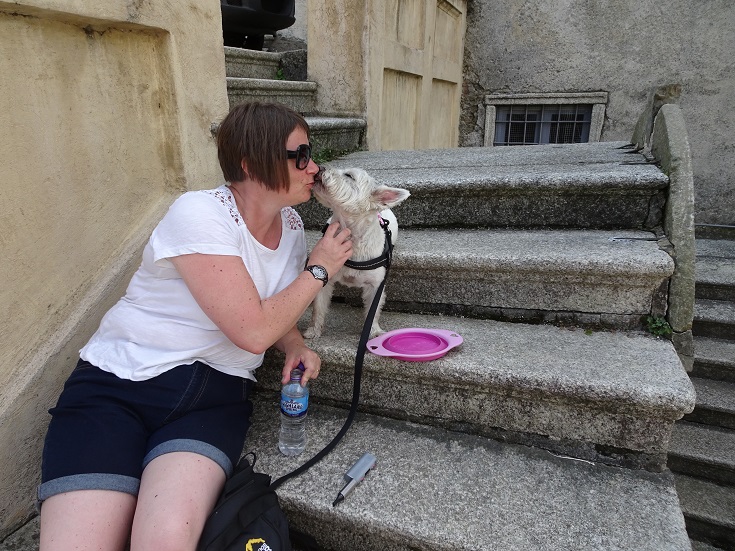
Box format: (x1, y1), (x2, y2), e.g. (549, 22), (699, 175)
(0, 47), (701, 551)
(223, 46), (366, 156)
(217, 45), (697, 550)
(668, 227), (735, 551)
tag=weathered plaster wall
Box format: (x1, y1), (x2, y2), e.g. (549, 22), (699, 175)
(460, 0), (735, 225)
(0, 0), (228, 536)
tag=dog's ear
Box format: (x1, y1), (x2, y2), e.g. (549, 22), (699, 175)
(372, 186), (411, 208)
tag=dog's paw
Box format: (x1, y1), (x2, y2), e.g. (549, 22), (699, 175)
(303, 326), (321, 339)
(369, 326), (386, 339)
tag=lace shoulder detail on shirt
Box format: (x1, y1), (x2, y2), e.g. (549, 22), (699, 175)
(283, 207), (304, 231)
(202, 187), (243, 226)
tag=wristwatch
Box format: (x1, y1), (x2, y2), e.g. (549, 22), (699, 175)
(305, 264), (328, 286)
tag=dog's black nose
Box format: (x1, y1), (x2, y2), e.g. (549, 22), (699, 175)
(315, 166), (324, 183)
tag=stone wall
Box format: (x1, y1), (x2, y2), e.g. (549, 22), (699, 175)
(459, 0), (735, 226)
(0, 0), (228, 537)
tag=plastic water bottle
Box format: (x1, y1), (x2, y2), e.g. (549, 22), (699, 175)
(278, 364), (308, 456)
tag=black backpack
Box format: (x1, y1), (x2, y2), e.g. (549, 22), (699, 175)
(197, 453), (297, 551)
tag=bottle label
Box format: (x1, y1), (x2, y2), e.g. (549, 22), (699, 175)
(281, 395), (308, 418)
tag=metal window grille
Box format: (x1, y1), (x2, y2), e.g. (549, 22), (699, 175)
(494, 104), (593, 146)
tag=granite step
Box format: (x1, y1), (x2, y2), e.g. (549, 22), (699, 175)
(304, 228), (674, 326)
(693, 299), (735, 340)
(221, 49), (365, 153)
(668, 421), (735, 486)
(224, 46), (281, 79)
(696, 225), (735, 241)
(675, 474), (735, 550)
(260, 304), (694, 470)
(2, 406), (693, 550)
(224, 45), (307, 81)
(227, 77), (317, 114)
(0, 516), (38, 551)
(695, 239), (735, 302)
(693, 337), (735, 383)
(308, 116), (366, 155)
(691, 540), (727, 551)
(295, 141), (670, 230)
(684, 378), (735, 430)
(243, 398), (692, 551)
(210, 113), (365, 157)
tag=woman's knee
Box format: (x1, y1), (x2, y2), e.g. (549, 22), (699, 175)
(130, 452), (225, 551)
(40, 490), (136, 551)
(131, 515), (201, 551)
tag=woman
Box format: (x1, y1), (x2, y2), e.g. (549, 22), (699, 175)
(38, 102), (352, 551)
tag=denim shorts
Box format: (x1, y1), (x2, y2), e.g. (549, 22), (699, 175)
(38, 359), (253, 503)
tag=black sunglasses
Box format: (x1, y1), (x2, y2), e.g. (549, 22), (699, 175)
(286, 143), (312, 170)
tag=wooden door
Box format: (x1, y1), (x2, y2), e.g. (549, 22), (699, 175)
(376, 0), (467, 150)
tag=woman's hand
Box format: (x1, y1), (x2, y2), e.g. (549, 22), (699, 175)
(307, 221), (353, 278)
(277, 327), (321, 386)
(281, 346), (321, 387)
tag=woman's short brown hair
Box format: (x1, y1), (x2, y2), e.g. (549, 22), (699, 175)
(216, 102), (310, 191)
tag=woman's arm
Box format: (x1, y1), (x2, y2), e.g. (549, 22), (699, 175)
(170, 222), (351, 355)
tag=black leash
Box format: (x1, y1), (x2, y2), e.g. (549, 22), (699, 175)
(270, 222), (392, 490)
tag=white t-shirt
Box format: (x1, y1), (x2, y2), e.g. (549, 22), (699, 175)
(80, 185), (308, 381)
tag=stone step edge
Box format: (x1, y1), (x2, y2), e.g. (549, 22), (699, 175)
(287, 305), (691, 414)
(223, 46), (280, 79)
(245, 397), (691, 551)
(306, 116), (366, 131)
(668, 421), (735, 486)
(691, 540), (725, 551)
(669, 421), (735, 469)
(690, 377), (735, 412)
(675, 474), (735, 538)
(306, 117), (366, 153)
(305, 228), (674, 278)
(694, 337), (735, 369)
(226, 76), (317, 91)
(304, 228), (672, 318)
(224, 45), (280, 62)
(685, 378), (735, 431)
(694, 315), (735, 349)
(342, 164), (669, 192)
(261, 304), (693, 469)
(691, 336), (735, 383)
(339, 140), (664, 170)
(695, 256), (735, 286)
(210, 116), (366, 149)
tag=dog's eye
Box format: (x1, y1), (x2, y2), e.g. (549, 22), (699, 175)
(345, 172), (355, 180)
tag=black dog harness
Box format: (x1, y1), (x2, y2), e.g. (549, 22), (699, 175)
(321, 214), (393, 270)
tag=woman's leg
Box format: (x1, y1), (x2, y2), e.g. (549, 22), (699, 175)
(129, 451), (226, 551)
(40, 490), (136, 551)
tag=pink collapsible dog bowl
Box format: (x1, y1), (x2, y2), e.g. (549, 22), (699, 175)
(367, 328), (463, 361)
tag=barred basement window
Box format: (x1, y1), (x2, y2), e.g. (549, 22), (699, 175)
(494, 104), (592, 146)
(484, 92), (608, 147)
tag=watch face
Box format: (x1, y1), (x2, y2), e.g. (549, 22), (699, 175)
(311, 266), (327, 279)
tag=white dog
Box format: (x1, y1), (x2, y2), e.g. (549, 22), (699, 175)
(303, 167), (410, 339)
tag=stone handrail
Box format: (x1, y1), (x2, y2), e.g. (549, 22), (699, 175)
(647, 104), (696, 368)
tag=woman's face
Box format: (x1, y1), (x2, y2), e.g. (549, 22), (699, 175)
(281, 126), (319, 205)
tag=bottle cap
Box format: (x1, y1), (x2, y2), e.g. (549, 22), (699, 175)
(290, 362), (306, 381)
